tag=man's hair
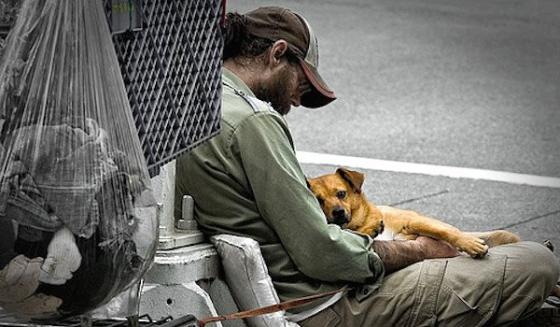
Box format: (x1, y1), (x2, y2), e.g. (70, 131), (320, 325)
(222, 12), (298, 64)
(223, 12), (273, 60)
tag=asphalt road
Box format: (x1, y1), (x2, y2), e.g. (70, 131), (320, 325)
(228, 0), (560, 258)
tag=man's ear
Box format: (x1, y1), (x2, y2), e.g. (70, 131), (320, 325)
(336, 167), (365, 194)
(267, 40), (289, 66)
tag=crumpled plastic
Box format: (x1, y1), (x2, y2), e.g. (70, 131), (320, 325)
(0, 0), (158, 321)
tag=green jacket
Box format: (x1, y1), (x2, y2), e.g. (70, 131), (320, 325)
(175, 68), (384, 301)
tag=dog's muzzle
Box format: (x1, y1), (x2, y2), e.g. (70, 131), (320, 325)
(332, 208), (349, 226)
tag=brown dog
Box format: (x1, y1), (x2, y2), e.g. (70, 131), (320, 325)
(308, 167), (560, 300)
(307, 167), (521, 257)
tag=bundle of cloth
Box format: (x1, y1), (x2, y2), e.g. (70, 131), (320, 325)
(0, 119), (153, 319)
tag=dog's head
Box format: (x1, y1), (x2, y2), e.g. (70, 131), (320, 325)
(307, 168), (383, 235)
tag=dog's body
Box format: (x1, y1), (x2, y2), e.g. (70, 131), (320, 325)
(307, 168), (520, 257)
(307, 167), (560, 300)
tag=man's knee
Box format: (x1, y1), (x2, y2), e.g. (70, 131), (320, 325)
(525, 242), (559, 291)
(494, 241), (559, 298)
(510, 241), (557, 277)
(485, 241), (559, 324)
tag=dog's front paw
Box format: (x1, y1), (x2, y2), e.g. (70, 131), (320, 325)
(457, 236), (488, 258)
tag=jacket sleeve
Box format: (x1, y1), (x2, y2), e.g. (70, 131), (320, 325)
(230, 112), (384, 284)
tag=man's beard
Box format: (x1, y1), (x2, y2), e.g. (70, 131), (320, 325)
(253, 65), (293, 116)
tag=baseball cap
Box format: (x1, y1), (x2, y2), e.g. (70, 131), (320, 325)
(243, 7), (336, 108)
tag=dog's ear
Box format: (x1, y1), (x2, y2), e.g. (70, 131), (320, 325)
(336, 168), (364, 194)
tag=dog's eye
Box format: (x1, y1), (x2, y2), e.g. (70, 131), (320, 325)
(336, 190), (347, 199)
(316, 197), (324, 206)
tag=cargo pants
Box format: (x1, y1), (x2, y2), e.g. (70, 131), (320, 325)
(300, 242), (560, 327)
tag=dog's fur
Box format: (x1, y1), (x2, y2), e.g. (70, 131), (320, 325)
(307, 167), (521, 257)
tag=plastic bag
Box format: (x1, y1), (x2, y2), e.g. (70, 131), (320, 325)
(0, 0), (158, 320)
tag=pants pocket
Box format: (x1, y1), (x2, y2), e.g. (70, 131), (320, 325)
(436, 254), (508, 327)
(406, 260), (447, 327)
(437, 284), (484, 326)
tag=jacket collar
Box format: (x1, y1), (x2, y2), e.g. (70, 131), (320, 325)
(222, 68), (257, 98)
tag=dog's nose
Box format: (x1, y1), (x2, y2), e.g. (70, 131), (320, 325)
(332, 208), (345, 218)
(332, 208), (348, 225)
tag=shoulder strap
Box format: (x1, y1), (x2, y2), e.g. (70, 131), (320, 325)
(198, 287), (347, 326)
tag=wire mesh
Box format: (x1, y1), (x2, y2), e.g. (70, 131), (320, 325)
(105, 0), (223, 177)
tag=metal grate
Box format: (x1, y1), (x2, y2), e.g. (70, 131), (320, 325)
(106, 0), (223, 177)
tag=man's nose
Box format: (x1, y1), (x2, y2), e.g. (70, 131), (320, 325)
(291, 95), (301, 107)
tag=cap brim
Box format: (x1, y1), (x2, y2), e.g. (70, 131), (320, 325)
(298, 58), (336, 108)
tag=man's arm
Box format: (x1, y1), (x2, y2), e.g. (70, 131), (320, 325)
(372, 236), (461, 273)
(232, 113), (459, 282)
(233, 114), (384, 283)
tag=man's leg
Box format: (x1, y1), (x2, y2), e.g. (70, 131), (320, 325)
(299, 241), (559, 327)
(485, 242), (559, 326)
(300, 257), (431, 327)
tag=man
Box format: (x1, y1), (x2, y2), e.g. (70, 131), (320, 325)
(175, 6), (559, 326)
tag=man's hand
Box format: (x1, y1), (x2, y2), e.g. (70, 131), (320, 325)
(372, 237), (460, 273)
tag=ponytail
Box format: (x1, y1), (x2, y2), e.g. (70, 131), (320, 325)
(222, 12), (247, 60)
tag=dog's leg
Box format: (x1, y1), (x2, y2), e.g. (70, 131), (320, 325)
(379, 206), (489, 257)
(465, 231), (520, 248)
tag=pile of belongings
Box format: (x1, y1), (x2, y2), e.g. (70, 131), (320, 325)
(0, 0), (158, 320)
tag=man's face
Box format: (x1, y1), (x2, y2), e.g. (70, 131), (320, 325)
(254, 61), (311, 115)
